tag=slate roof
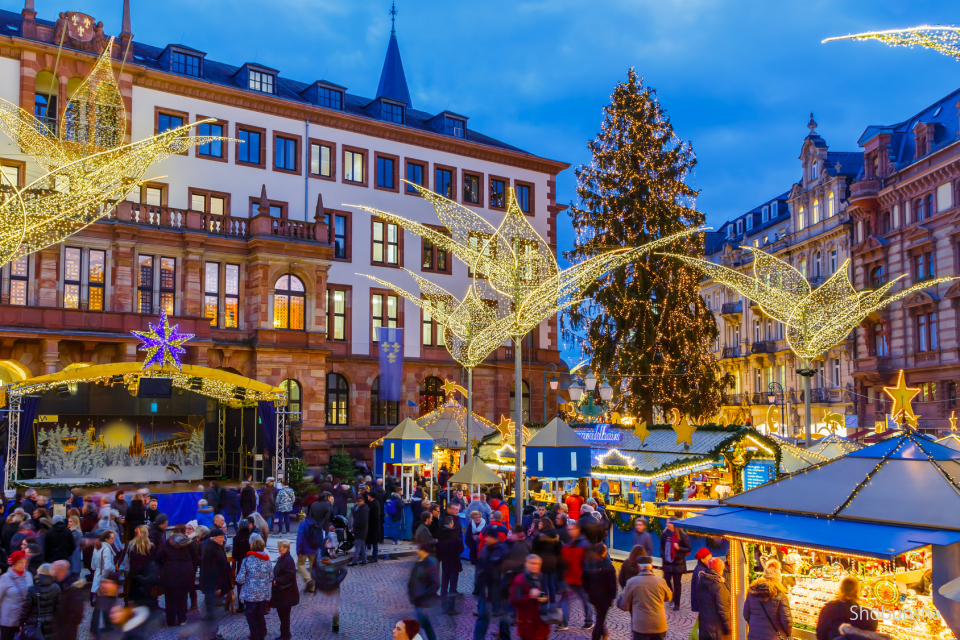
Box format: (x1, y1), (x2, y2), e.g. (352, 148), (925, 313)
(708, 190), (792, 256)
(826, 151), (865, 178)
(0, 9), (535, 157)
(376, 33), (412, 106)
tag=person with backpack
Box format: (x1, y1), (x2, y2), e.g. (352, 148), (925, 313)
(296, 514), (322, 590)
(385, 492), (404, 544)
(312, 557), (347, 633)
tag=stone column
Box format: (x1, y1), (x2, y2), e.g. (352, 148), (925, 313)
(40, 339), (59, 374)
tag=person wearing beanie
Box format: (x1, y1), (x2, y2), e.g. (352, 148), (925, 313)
(743, 557), (792, 640)
(691, 547), (714, 613)
(148, 513), (168, 551)
(697, 557), (732, 640)
(43, 513), (76, 564)
(618, 554), (672, 638)
(0, 550), (32, 639)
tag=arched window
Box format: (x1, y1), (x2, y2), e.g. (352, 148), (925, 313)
(812, 199), (820, 225)
(811, 159), (818, 180)
(510, 380), (530, 423)
(280, 379), (302, 421)
(798, 206), (805, 231)
(274, 275), (305, 330)
(419, 377), (444, 415)
(325, 373), (349, 426)
(815, 251), (822, 277)
(371, 377), (399, 427)
(871, 266), (885, 288)
(827, 191), (836, 217)
(34, 71), (57, 134)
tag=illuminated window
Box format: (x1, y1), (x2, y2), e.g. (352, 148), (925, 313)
(828, 191), (836, 217)
(274, 275), (305, 330)
(248, 70), (275, 94)
(144, 186), (163, 207)
(372, 293), (398, 342)
(137, 255), (153, 314)
(798, 206), (805, 231)
(422, 235), (448, 274)
(225, 265), (239, 328)
(372, 220), (400, 266)
(204, 262), (219, 326)
(88, 250), (105, 311)
(490, 178), (505, 208)
(310, 143), (331, 177)
(371, 377), (399, 427)
(510, 380), (531, 423)
(325, 373), (349, 426)
(419, 377), (444, 415)
(812, 199), (820, 224)
(422, 298), (447, 347)
(281, 379), (302, 421)
(171, 51), (200, 77)
(160, 258), (175, 316)
(63, 247), (81, 309)
(8, 256), (27, 305)
(344, 150), (364, 183)
(463, 174), (480, 204)
(326, 288), (347, 340)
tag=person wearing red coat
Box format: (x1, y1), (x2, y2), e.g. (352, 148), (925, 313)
(560, 522), (594, 630)
(510, 555), (551, 640)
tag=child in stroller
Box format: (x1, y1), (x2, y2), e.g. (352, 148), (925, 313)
(332, 514), (354, 553)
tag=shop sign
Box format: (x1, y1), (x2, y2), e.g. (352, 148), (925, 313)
(743, 459), (776, 491)
(576, 423), (622, 444)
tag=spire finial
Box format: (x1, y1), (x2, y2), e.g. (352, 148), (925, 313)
(390, 1), (397, 35)
(121, 0), (132, 35)
(807, 112), (817, 133)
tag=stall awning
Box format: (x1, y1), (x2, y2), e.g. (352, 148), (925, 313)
(676, 506), (960, 560)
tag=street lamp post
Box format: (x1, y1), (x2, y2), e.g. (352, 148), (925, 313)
(542, 363), (558, 423)
(767, 381), (785, 437)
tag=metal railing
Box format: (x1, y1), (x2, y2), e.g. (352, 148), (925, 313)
(721, 301), (743, 315)
(721, 347), (741, 359)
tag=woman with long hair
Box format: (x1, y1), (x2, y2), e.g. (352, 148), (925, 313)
(67, 515), (83, 575)
(815, 577), (878, 640)
(122, 525), (157, 606)
(618, 544), (645, 589)
(90, 530), (117, 635)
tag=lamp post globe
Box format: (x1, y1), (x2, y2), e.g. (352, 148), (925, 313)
(584, 372), (597, 392)
(568, 381), (583, 402)
(599, 378), (614, 402)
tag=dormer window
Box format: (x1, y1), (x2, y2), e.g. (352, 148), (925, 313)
(736, 220), (743, 235)
(762, 206), (769, 222)
(318, 87), (343, 110)
(771, 202), (778, 218)
(445, 117), (465, 138)
(172, 51), (200, 77)
(382, 102), (404, 124)
(746, 216), (753, 231)
(727, 225), (734, 239)
(249, 70), (275, 94)
(811, 158), (819, 181)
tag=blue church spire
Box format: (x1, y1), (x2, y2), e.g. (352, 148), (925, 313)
(375, 1), (412, 107)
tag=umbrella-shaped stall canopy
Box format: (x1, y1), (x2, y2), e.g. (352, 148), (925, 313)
(526, 417), (591, 479)
(448, 456), (503, 485)
(769, 435), (828, 473)
(805, 432), (862, 460)
(417, 400), (495, 450)
(937, 433), (960, 452)
(382, 418), (434, 465)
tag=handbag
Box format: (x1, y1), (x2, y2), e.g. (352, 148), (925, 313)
(758, 600), (789, 639)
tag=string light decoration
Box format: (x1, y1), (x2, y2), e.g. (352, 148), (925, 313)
(0, 38), (226, 267)
(440, 379), (468, 398)
(951, 411), (957, 431)
(416, 399), (496, 443)
(882, 369), (920, 428)
(823, 26), (960, 61)
(131, 309), (194, 370)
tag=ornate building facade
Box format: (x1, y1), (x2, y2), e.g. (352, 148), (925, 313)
(0, 1), (569, 465)
(700, 116), (861, 434)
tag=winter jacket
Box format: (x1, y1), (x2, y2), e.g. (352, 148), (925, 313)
(407, 555), (440, 607)
(55, 574), (84, 640)
(259, 485), (277, 518)
(156, 533), (200, 590)
(413, 523), (434, 548)
(632, 529), (655, 558)
(312, 561), (347, 593)
(510, 570), (550, 640)
(296, 517), (321, 556)
(743, 580), (793, 640)
(90, 543), (116, 594)
(1, 522), (18, 553)
(816, 599), (878, 640)
(350, 502), (369, 542)
(232, 527), (252, 570)
(309, 499), (333, 531)
(531, 528), (563, 575)
(199, 539), (233, 594)
(697, 569), (732, 640)
(619, 559), (639, 589)
(465, 500), (492, 523)
(240, 486), (257, 517)
(126, 549), (157, 604)
(80, 511), (98, 534)
(202, 486), (221, 512)
(276, 487), (295, 514)
(196, 505), (215, 529)
(368, 498), (385, 544)
(148, 524), (166, 551)
(436, 525), (464, 574)
(235, 552), (273, 602)
(564, 494), (584, 520)
(270, 552), (299, 608)
(222, 489), (240, 516)
(110, 499), (128, 519)
(143, 508), (161, 527)
(561, 535), (589, 586)
(43, 521), (76, 563)
(617, 569), (673, 635)
(69, 528), (82, 574)
(475, 541), (508, 607)
(126, 499), (146, 531)
(691, 559), (709, 612)
(0, 569), (33, 626)
(582, 555), (617, 608)
(659, 527), (691, 574)
(19, 572), (60, 639)
(502, 536), (531, 589)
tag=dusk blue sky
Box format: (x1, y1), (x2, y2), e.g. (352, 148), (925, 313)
(20, 0), (960, 365)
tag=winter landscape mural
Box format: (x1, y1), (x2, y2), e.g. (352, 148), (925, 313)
(36, 415), (204, 482)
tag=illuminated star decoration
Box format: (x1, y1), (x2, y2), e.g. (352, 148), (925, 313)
(631, 419), (651, 444)
(670, 408), (697, 446)
(131, 310), (194, 371)
(824, 26), (960, 61)
(951, 411), (957, 431)
(495, 415), (514, 440)
(441, 379), (469, 398)
(883, 369), (920, 429)
(380, 339), (401, 363)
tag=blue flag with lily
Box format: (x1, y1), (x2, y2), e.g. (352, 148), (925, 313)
(377, 327), (403, 401)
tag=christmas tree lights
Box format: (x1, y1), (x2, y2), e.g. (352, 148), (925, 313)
(824, 26), (960, 61)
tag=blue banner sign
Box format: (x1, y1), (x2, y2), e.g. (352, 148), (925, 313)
(576, 423), (623, 444)
(743, 459), (776, 491)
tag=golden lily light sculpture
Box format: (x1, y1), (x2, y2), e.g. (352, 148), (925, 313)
(824, 26), (960, 61)
(354, 182), (699, 519)
(667, 246), (954, 444)
(0, 38), (225, 266)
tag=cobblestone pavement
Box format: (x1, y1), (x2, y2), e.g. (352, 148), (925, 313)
(75, 537), (696, 640)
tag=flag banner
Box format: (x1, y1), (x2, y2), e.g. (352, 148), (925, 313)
(377, 327), (403, 401)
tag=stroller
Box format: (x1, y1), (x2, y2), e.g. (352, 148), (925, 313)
(332, 514), (354, 553)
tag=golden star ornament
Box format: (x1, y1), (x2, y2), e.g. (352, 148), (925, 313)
(883, 369), (920, 424)
(441, 379), (469, 398)
(631, 420), (651, 444)
(670, 408), (697, 446)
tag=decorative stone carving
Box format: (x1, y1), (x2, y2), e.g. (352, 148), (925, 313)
(52, 12), (109, 53)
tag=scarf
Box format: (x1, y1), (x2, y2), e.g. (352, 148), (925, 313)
(246, 551), (270, 561)
(664, 528), (678, 563)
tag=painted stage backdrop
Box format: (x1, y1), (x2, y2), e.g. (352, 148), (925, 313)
(36, 415), (204, 482)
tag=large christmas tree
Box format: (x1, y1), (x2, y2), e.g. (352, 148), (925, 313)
(566, 68), (731, 421)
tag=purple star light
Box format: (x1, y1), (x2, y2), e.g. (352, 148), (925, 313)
(131, 309), (194, 370)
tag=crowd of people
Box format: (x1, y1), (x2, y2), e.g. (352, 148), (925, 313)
(0, 478), (905, 640)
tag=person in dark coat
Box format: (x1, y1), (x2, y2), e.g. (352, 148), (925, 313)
(51, 560), (83, 640)
(259, 479), (278, 533)
(43, 515), (76, 564)
(632, 518), (655, 557)
(365, 492), (383, 563)
(583, 543), (617, 640)
(691, 547), (713, 613)
(311, 558), (347, 632)
(660, 518), (691, 611)
(19, 563), (61, 640)
(125, 494), (146, 539)
(203, 482), (221, 514)
(156, 531), (199, 626)
(144, 499), (162, 527)
(232, 518), (254, 612)
(697, 558), (732, 640)
(436, 516), (464, 614)
(221, 488), (240, 533)
(240, 482), (257, 518)
(530, 518), (563, 606)
(309, 493), (334, 535)
(473, 530), (511, 640)
(510, 555), (550, 640)
(407, 544), (440, 640)
(147, 513), (168, 551)
(270, 540), (299, 640)
(199, 528), (232, 639)
(124, 525), (157, 607)
(816, 577), (878, 640)
(348, 499), (369, 566)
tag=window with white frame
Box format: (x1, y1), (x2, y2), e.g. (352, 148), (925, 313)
(762, 206), (769, 222)
(832, 358), (841, 387)
(828, 191), (836, 217)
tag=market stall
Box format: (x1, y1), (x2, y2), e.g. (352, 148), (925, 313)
(937, 432), (960, 452)
(768, 434), (829, 473)
(416, 399), (495, 476)
(806, 432), (862, 459)
(678, 430), (960, 640)
(373, 418), (434, 541)
(525, 417), (592, 505)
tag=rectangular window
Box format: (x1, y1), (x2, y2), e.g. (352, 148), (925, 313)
(225, 264), (239, 328)
(137, 255), (153, 314)
(422, 238), (448, 274)
(372, 220), (400, 266)
(833, 359), (841, 387)
(204, 262), (219, 326)
(160, 257), (176, 315)
(171, 51), (200, 76)
(344, 150), (364, 183)
(468, 232), (494, 277)
(516, 184), (531, 213)
(238, 129), (262, 165)
(63, 247), (81, 309)
(490, 178), (506, 208)
(327, 289), (347, 341)
(0, 162), (22, 188)
(382, 102), (403, 124)
(376, 156), (395, 189)
(275, 136), (298, 171)
(251, 200), (284, 218)
(422, 298), (447, 347)
(144, 186), (163, 206)
(317, 87), (342, 110)
(463, 173), (480, 204)
(310, 143), (332, 177)
(435, 168), (452, 198)
(330, 214), (348, 260)
(248, 70), (275, 94)
(157, 112), (183, 134)
(197, 121), (223, 158)
(406, 162), (425, 193)
(9, 256), (27, 306)
(444, 118), (464, 138)
(88, 249), (105, 311)
(372, 293), (398, 341)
